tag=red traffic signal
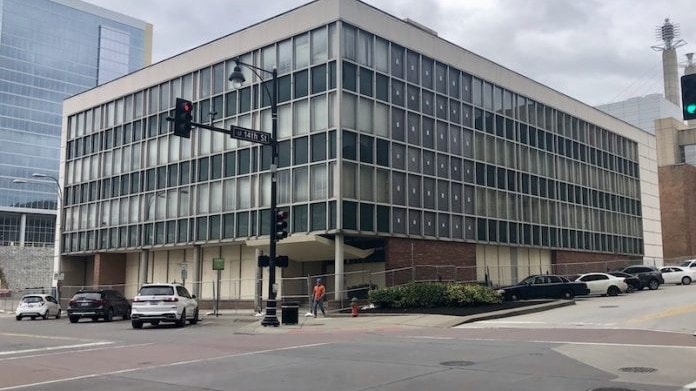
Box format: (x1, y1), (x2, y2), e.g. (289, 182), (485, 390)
(173, 98), (193, 138)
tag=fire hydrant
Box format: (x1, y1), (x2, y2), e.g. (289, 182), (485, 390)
(351, 297), (359, 317)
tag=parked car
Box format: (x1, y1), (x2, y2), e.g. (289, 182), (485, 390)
(498, 274), (590, 301)
(679, 259), (696, 269)
(131, 283), (199, 329)
(15, 294), (61, 321)
(607, 272), (641, 292)
(621, 266), (664, 290)
(67, 289), (131, 323)
(574, 273), (628, 296)
(659, 266), (695, 285)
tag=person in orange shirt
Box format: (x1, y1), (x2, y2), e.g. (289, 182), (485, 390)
(312, 278), (326, 318)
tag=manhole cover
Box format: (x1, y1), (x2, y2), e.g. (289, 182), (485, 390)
(590, 388), (639, 391)
(439, 360), (474, 367)
(600, 305), (619, 308)
(619, 367), (657, 373)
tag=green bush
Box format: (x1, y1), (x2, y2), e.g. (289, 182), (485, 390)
(368, 286), (403, 308)
(446, 283), (501, 306)
(368, 282), (501, 308)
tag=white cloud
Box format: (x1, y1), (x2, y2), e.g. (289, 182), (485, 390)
(85, 0), (695, 105)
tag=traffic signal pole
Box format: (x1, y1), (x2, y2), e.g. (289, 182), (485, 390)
(262, 68), (280, 327)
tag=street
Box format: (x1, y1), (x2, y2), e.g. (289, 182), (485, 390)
(0, 284), (694, 391)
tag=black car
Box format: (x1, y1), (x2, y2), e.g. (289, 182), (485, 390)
(621, 266), (664, 290)
(499, 274), (590, 301)
(68, 289), (131, 323)
(608, 272), (641, 292)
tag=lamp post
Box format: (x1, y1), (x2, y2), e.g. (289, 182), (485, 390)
(228, 58), (280, 327)
(13, 173), (63, 303)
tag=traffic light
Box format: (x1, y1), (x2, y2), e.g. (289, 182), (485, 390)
(276, 255), (289, 268)
(258, 255), (269, 268)
(275, 209), (288, 241)
(681, 74), (696, 121)
(173, 98), (193, 138)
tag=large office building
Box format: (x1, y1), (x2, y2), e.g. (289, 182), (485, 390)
(58, 0), (662, 302)
(0, 0), (151, 290)
(597, 94), (682, 135)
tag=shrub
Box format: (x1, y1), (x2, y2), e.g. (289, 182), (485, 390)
(446, 283), (501, 306)
(368, 286), (403, 308)
(368, 282), (501, 308)
(346, 283), (378, 300)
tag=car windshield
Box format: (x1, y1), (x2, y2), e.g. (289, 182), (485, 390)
(139, 286), (174, 296)
(22, 296), (43, 303)
(679, 261), (693, 267)
(73, 292), (102, 300)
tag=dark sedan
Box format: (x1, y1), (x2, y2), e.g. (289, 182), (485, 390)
(499, 274), (590, 301)
(608, 272), (640, 292)
(68, 289), (131, 323)
(621, 266), (664, 290)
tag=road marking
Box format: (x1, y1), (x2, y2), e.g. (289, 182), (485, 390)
(0, 332), (89, 342)
(0, 343), (155, 362)
(626, 303), (696, 324)
(407, 336), (454, 340)
(0, 342), (113, 356)
(456, 337), (696, 350)
(0, 342), (331, 391)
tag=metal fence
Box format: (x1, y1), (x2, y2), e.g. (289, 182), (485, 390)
(0, 257), (665, 313)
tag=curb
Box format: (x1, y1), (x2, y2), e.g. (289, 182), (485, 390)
(452, 299), (576, 326)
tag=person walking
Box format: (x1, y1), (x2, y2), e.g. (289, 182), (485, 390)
(312, 278), (326, 318)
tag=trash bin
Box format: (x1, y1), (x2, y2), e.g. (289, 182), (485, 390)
(281, 301), (299, 325)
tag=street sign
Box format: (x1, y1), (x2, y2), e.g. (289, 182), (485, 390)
(231, 126), (272, 145)
(212, 257), (225, 271)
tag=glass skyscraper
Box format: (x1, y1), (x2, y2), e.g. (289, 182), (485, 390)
(0, 0), (151, 247)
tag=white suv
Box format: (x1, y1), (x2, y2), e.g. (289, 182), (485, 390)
(131, 284), (199, 329)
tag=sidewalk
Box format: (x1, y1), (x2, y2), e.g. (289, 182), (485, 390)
(203, 300), (573, 334)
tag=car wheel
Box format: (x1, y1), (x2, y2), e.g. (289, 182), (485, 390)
(104, 308), (114, 322)
(508, 293), (519, 301)
(648, 279), (659, 290)
(607, 286), (620, 297)
(626, 285), (636, 293)
(131, 320), (143, 329)
(189, 307), (199, 325)
(15, 315), (22, 321)
(42, 311), (48, 320)
(681, 276), (692, 285)
(562, 290), (575, 300)
(151, 321), (160, 326)
(124, 308), (131, 320)
(91, 317), (99, 322)
(176, 310), (186, 328)
(69, 316), (79, 323)
(56, 310), (61, 319)
(31, 316), (36, 320)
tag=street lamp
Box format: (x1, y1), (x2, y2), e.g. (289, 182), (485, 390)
(228, 57), (280, 327)
(13, 173), (63, 303)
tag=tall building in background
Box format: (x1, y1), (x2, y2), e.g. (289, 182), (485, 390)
(0, 0), (152, 290)
(597, 94), (681, 135)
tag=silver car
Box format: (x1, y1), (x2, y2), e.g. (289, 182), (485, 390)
(130, 284), (199, 329)
(16, 294), (61, 321)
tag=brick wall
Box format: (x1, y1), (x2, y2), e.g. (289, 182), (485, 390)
(93, 253), (127, 286)
(0, 246), (53, 289)
(385, 238), (476, 284)
(659, 165), (696, 259)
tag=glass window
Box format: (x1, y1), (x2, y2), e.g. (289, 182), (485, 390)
(392, 172), (405, 205)
(311, 203), (326, 231)
(343, 130), (357, 160)
(294, 167), (309, 202)
(293, 205), (309, 232)
(392, 143), (405, 170)
(359, 67), (373, 97)
(376, 169), (389, 203)
(310, 165), (327, 200)
(311, 133), (327, 162)
(342, 24), (356, 61)
(294, 137), (309, 165)
(374, 37), (389, 73)
(311, 27), (328, 64)
(294, 33), (310, 69)
(294, 70), (309, 98)
(356, 30), (373, 66)
(391, 44), (404, 79)
(376, 73), (389, 102)
(311, 64), (327, 94)
(342, 162), (357, 199)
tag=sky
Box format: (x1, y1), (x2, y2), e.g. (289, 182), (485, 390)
(84, 0), (695, 106)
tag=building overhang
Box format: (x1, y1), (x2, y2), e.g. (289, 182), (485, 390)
(244, 234), (374, 262)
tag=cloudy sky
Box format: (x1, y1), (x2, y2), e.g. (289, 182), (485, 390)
(85, 0), (695, 106)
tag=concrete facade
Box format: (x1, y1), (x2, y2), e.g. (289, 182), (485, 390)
(0, 247), (53, 289)
(58, 0), (663, 302)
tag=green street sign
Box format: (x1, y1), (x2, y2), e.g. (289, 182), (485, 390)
(212, 257), (225, 271)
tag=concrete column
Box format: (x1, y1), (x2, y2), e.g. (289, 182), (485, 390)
(192, 245), (202, 298)
(139, 250), (149, 286)
(19, 213), (26, 247)
(334, 234), (344, 301)
(663, 49), (680, 107)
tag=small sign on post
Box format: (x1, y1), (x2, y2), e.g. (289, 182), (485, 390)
(231, 126), (272, 145)
(53, 273), (65, 281)
(212, 258), (225, 270)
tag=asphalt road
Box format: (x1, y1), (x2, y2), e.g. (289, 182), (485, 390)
(459, 282), (696, 333)
(0, 283), (695, 391)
